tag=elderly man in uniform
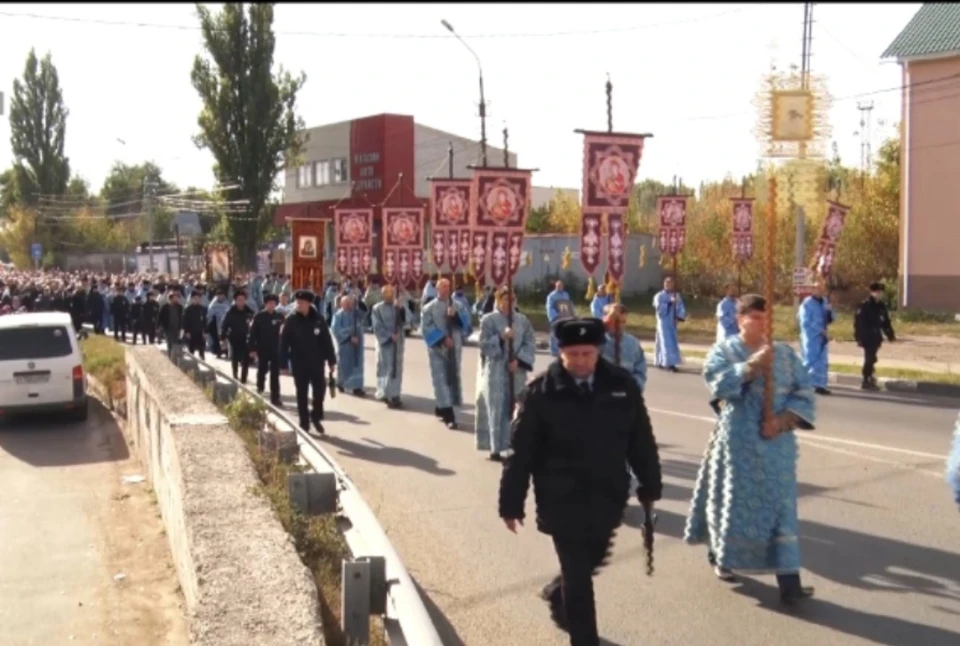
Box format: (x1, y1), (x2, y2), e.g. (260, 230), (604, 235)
(371, 284), (405, 408)
(421, 277), (472, 429)
(499, 317), (662, 645)
(476, 286), (537, 462)
(280, 290), (337, 434)
(331, 294), (366, 397)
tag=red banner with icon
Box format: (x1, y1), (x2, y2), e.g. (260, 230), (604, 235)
(657, 196), (687, 256)
(429, 179), (472, 275)
(470, 167), (533, 286)
(730, 197), (755, 263)
(812, 200), (849, 277)
(382, 207), (424, 289)
(606, 213), (626, 282)
(334, 208), (374, 279)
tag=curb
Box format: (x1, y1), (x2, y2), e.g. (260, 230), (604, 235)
(86, 374), (128, 418)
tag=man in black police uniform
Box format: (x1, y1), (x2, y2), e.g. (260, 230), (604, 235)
(280, 290), (337, 434)
(249, 293), (285, 407)
(499, 317), (662, 646)
(854, 281), (896, 391)
(183, 290), (209, 359)
(221, 291), (256, 384)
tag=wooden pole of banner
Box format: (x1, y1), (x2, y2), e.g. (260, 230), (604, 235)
(604, 75), (623, 366)
(762, 175), (777, 435)
(503, 126), (517, 417)
(738, 178), (747, 296)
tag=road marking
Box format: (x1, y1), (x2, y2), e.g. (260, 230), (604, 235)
(799, 440), (944, 479)
(647, 406), (948, 461)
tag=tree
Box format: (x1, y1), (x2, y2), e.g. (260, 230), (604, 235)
(8, 49), (70, 208)
(546, 189), (581, 233)
(525, 204), (551, 233)
(99, 161), (177, 239)
(191, 2), (307, 269)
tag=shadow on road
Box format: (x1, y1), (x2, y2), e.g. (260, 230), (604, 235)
(321, 435), (456, 476)
(732, 578), (960, 646)
(413, 578), (467, 646)
(396, 394), (475, 434)
(0, 399), (128, 467)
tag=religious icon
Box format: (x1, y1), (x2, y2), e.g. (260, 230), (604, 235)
(486, 186), (516, 225)
(299, 235), (318, 259)
(440, 188), (467, 224)
(734, 202), (752, 232)
(824, 207), (845, 242)
(599, 155), (629, 198)
(771, 90), (814, 142)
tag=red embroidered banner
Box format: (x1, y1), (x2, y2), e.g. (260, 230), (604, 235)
(580, 213), (603, 275)
(429, 179), (472, 275)
(580, 132), (647, 214)
(812, 200), (849, 277)
(508, 231), (524, 276)
(607, 213), (626, 282)
(334, 208), (374, 279)
(382, 207), (425, 290)
(730, 197), (755, 263)
(470, 167), (533, 286)
(470, 230), (489, 286)
(657, 196), (688, 256)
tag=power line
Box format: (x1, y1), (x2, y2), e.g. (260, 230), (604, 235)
(0, 7), (756, 39)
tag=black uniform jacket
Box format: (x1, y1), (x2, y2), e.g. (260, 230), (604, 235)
(183, 303), (208, 337)
(221, 305), (256, 342)
(499, 357), (663, 538)
(249, 309), (285, 357)
(279, 307), (337, 372)
(854, 297), (896, 348)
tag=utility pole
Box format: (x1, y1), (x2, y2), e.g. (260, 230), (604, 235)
(143, 178), (157, 272)
(857, 101), (875, 172)
(795, 1), (815, 302)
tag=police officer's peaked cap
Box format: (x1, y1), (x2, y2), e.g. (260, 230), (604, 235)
(263, 293), (279, 304)
(555, 317), (606, 348)
(294, 289), (315, 303)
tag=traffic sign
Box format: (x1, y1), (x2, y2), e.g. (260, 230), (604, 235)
(31, 243), (42, 260)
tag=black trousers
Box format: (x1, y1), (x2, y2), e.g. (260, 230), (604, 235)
(257, 353), (281, 403)
(547, 531), (614, 646)
(187, 333), (206, 360)
(292, 368), (325, 430)
(208, 320), (223, 357)
(134, 325), (155, 345)
(228, 338), (250, 383)
(113, 320), (127, 342)
(862, 343), (880, 380)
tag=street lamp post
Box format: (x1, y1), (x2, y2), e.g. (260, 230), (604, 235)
(441, 19), (488, 167)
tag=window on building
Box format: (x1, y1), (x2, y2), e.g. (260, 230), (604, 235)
(332, 158), (348, 183)
(315, 160), (330, 186)
(297, 165), (311, 189)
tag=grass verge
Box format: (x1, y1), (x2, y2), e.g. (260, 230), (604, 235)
(80, 335), (127, 399)
(218, 395), (386, 646)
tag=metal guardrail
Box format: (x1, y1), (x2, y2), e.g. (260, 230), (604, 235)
(165, 346), (443, 646)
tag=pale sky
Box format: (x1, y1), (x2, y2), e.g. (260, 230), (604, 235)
(0, 3), (921, 196)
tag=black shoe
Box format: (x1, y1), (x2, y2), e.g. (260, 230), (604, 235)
(780, 586), (815, 605)
(669, 366), (679, 373)
(434, 406), (442, 419)
(390, 397), (403, 409)
(861, 380), (879, 391)
(815, 387), (832, 395)
(489, 452), (503, 462)
(386, 398), (400, 409)
(352, 388), (366, 397)
(311, 418), (326, 435)
(271, 399), (283, 409)
(257, 388), (265, 395)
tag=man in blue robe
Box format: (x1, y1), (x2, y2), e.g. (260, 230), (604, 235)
(948, 414), (960, 511)
(421, 278), (438, 306)
(715, 284), (739, 343)
(331, 295), (366, 396)
(798, 280), (834, 395)
(420, 278), (472, 429)
(371, 285), (405, 408)
(590, 284), (612, 319)
(546, 280), (575, 356)
(684, 293), (816, 604)
(601, 303), (646, 391)
(476, 287), (536, 461)
(653, 276), (686, 371)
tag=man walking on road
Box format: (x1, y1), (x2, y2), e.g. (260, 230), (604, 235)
(280, 290), (336, 435)
(499, 317), (662, 646)
(249, 293), (284, 407)
(854, 281), (896, 391)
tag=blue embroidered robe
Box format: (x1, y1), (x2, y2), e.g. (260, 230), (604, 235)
(331, 308), (365, 390)
(546, 289), (574, 356)
(475, 311), (536, 453)
(590, 294), (612, 319)
(683, 337), (816, 574)
(716, 296), (739, 343)
(371, 301), (405, 400)
(798, 295), (834, 388)
(948, 413), (960, 511)
(653, 290), (686, 367)
(420, 297), (472, 408)
(601, 331), (647, 391)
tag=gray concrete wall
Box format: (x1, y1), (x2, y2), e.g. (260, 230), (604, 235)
(412, 123), (515, 194)
(123, 347), (325, 646)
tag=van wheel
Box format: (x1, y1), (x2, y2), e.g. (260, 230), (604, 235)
(71, 402), (89, 423)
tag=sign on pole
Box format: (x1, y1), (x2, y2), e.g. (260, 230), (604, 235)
(792, 266), (813, 297)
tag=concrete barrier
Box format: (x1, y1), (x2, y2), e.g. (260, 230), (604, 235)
(123, 346), (326, 646)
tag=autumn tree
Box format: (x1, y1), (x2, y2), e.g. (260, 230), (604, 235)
(8, 49), (70, 208)
(99, 161), (178, 239)
(191, 2), (306, 269)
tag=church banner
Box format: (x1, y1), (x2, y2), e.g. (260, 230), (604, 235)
(657, 196), (688, 256)
(730, 197), (755, 263)
(429, 179), (472, 274)
(382, 207), (425, 290)
(470, 167), (533, 286)
(290, 219), (324, 290)
(812, 200), (849, 277)
(579, 213), (603, 275)
(606, 213), (626, 282)
(333, 208), (374, 280)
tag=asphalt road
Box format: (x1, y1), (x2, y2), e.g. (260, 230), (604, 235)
(204, 340), (960, 646)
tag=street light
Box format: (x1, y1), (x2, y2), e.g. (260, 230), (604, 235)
(441, 19), (488, 167)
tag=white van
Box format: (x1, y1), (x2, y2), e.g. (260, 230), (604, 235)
(0, 312), (88, 422)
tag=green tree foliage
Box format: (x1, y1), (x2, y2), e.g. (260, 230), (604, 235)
(99, 161), (177, 239)
(8, 49), (70, 208)
(191, 2), (307, 269)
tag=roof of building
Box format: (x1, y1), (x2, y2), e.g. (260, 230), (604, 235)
(883, 4), (960, 61)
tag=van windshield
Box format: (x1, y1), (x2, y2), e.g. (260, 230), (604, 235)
(0, 326), (74, 361)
